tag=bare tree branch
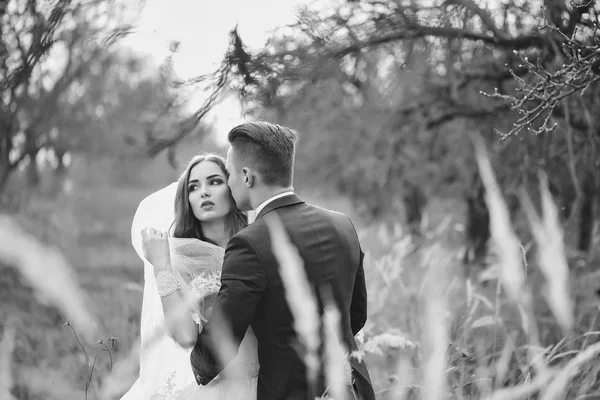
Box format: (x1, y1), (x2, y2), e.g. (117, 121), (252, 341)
(426, 103), (510, 129)
(483, 42), (600, 138)
(0, 0), (73, 93)
(145, 52), (232, 160)
(305, 26), (546, 59)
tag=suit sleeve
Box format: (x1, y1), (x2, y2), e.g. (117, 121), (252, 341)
(350, 247), (368, 335)
(191, 234), (267, 384)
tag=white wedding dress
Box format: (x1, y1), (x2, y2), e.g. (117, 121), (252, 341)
(122, 182), (258, 400)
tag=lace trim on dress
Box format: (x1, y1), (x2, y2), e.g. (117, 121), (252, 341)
(189, 271), (221, 325)
(148, 372), (185, 400)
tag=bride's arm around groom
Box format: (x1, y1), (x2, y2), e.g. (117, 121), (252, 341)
(190, 232), (266, 381)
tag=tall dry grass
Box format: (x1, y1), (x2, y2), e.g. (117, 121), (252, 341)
(3, 137), (600, 399)
(344, 136), (600, 400)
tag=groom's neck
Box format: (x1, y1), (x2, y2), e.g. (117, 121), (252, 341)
(250, 186), (294, 210)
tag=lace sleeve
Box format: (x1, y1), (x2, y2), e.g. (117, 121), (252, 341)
(166, 237), (224, 328)
(189, 270), (222, 326)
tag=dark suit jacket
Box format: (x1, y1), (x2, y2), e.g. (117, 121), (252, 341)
(191, 194), (375, 400)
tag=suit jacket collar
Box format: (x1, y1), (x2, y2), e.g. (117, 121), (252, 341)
(255, 193), (304, 220)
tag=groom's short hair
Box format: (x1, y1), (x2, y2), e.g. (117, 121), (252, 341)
(228, 121), (298, 187)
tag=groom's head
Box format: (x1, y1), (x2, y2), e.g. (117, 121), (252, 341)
(225, 121), (298, 211)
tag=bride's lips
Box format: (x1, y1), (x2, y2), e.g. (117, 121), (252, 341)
(200, 200), (215, 208)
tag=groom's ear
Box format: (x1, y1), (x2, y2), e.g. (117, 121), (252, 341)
(242, 167), (254, 187)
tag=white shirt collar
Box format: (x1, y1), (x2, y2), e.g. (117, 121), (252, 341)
(254, 191), (295, 217)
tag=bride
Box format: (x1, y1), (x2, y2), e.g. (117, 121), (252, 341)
(121, 153), (257, 400)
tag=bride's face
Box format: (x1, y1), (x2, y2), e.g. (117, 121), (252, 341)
(187, 161), (232, 223)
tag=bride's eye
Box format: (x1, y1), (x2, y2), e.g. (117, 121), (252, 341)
(210, 179), (224, 186)
(188, 184), (199, 192)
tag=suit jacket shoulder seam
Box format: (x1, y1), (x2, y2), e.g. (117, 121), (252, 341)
(294, 206), (328, 265)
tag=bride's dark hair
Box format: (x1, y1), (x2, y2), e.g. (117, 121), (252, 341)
(171, 153), (247, 244)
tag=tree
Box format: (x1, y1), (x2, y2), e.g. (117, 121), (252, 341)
(0, 0), (137, 191)
(53, 49), (196, 185)
(200, 0), (600, 251)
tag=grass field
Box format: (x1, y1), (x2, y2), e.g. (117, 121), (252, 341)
(2, 171), (600, 400)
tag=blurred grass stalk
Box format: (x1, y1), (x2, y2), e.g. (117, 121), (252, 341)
(472, 134), (527, 311)
(323, 304), (351, 400)
(520, 171), (574, 335)
(472, 134), (550, 377)
(0, 215), (99, 343)
(266, 213), (321, 390)
(421, 244), (451, 400)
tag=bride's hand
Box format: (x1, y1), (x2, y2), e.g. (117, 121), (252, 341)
(141, 228), (171, 270)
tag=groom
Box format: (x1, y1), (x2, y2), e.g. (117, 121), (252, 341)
(191, 121), (375, 400)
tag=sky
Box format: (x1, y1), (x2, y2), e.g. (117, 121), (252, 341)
(122, 0), (313, 145)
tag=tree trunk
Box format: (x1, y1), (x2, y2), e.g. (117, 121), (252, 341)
(54, 149), (67, 176)
(404, 181), (426, 236)
(0, 115), (13, 194)
(0, 162), (12, 194)
(463, 176), (490, 265)
(26, 149), (40, 186)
